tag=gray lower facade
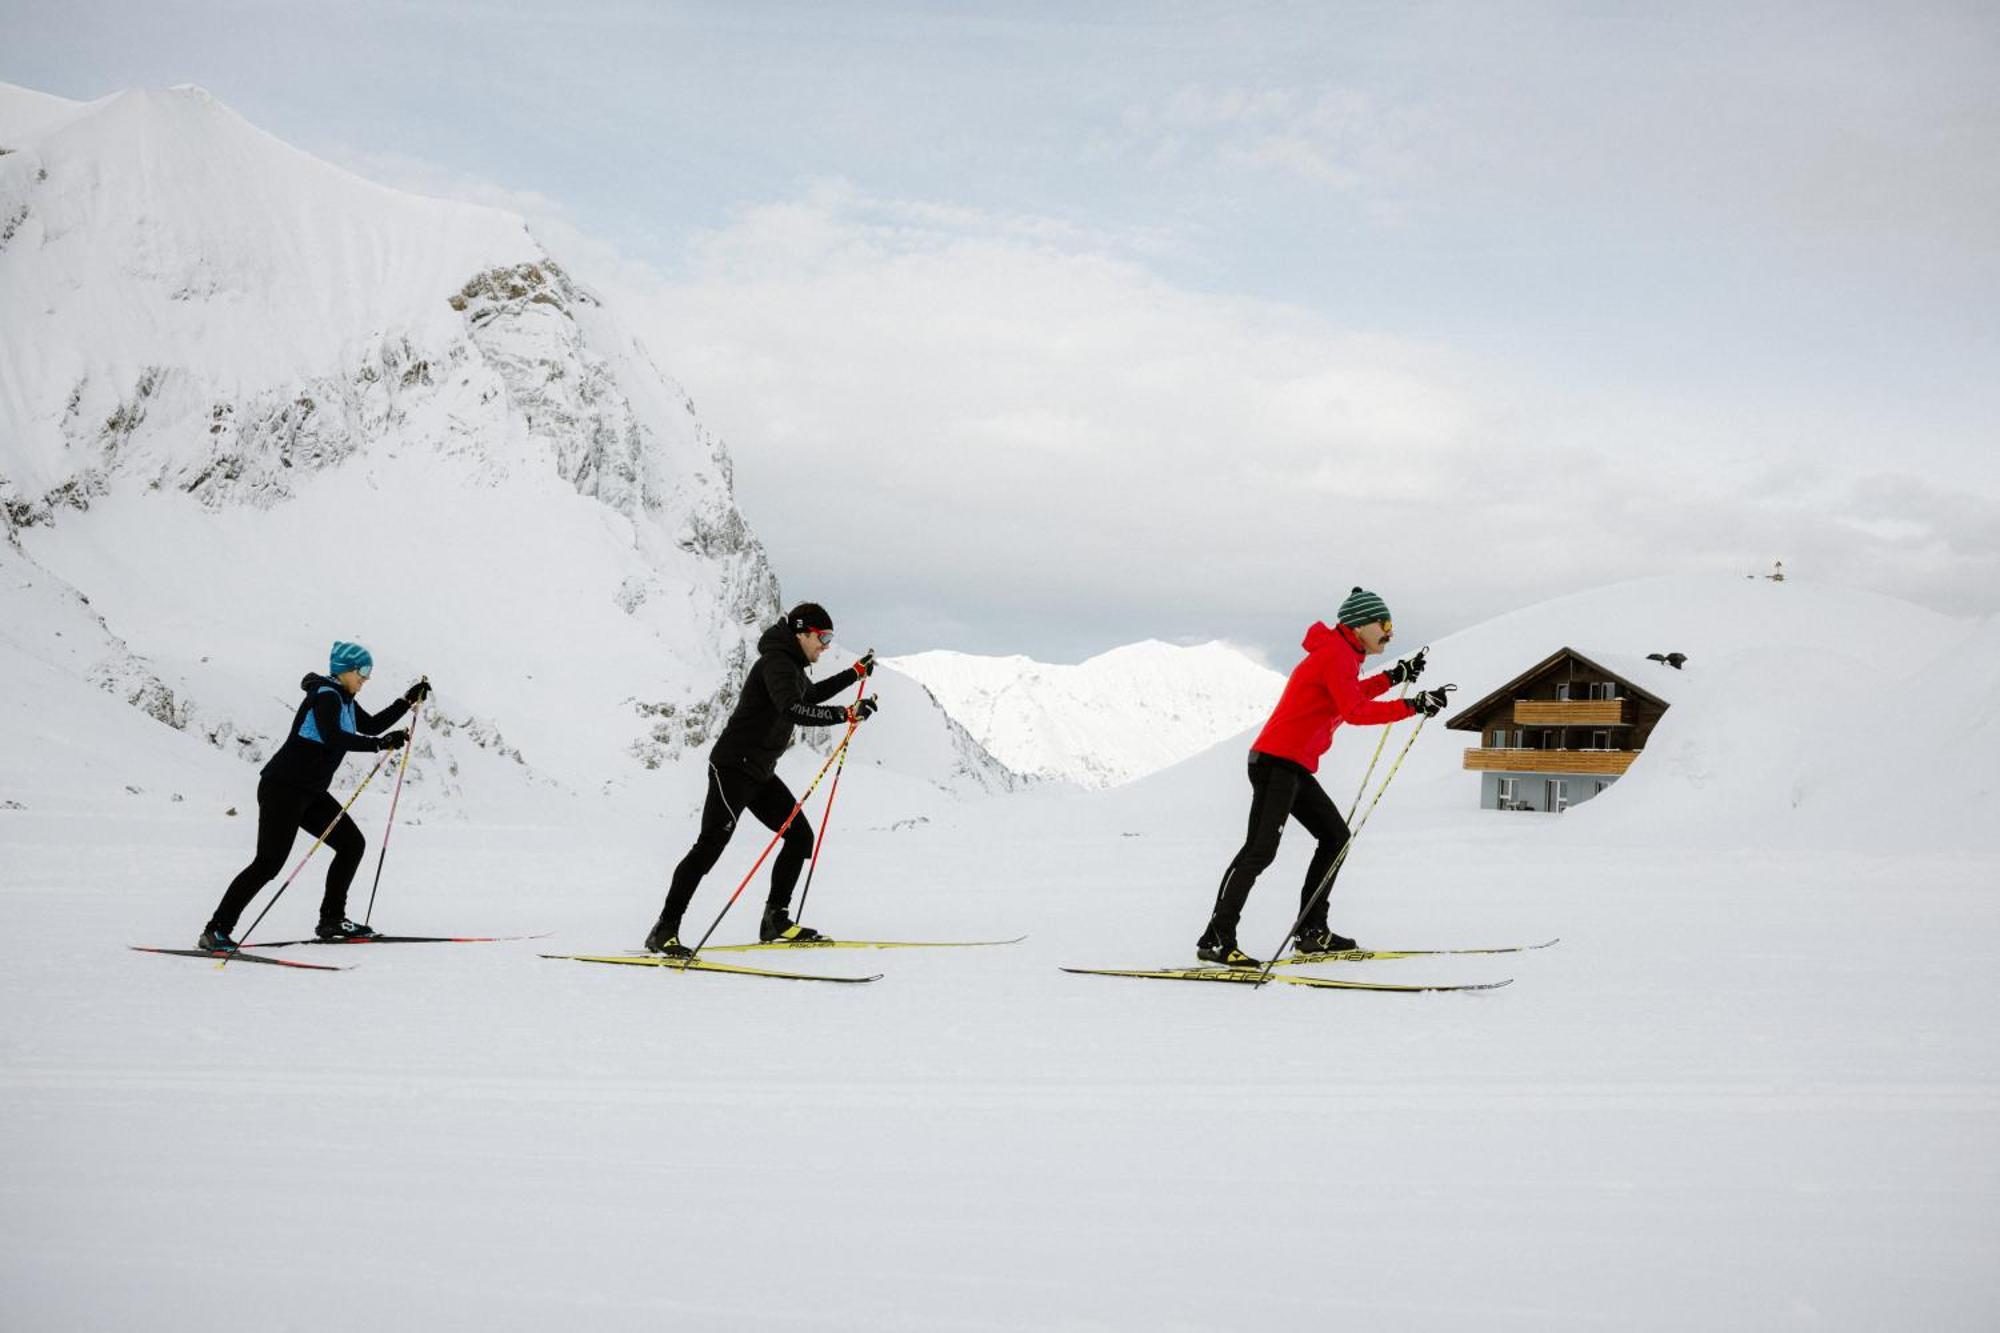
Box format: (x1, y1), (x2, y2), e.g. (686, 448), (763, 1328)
(1480, 771), (1619, 813)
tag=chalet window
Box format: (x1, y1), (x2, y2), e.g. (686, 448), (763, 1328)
(1488, 728), (1507, 748)
(1512, 729), (1525, 747)
(1497, 777), (1517, 802)
(1591, 730), (1611, 749)
(1550, 779), (1570, 811)
(1589, 682), (1618, 700)
(1555, 682), (1572, 701)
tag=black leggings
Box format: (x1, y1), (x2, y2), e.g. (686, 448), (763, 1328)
(1206, 753), (1350, 940)
(658, 763), (814, 931)
(208, 776), (366, 934)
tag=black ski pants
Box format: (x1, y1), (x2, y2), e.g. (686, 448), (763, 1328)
(208, 775), (365, 934)
(658, 763), (814, 931)
(1206, 752), (1350, 942)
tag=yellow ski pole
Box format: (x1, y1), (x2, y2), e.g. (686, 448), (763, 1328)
(1257, 712), (1432, 986)
(1349, 647), (1424, 819)
(363, 688), (425, 927)
(222, 751), (392, 968)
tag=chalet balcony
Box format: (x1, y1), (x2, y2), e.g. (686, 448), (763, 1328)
(1512, 699), (1631, 726)
(1463, 748), (1639, 776)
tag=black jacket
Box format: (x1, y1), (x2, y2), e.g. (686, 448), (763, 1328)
(260, 673), (410, 792)
(710, 622), (861, 781)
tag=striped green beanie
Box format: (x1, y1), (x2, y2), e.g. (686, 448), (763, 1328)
(1337, 587), (1392, 627)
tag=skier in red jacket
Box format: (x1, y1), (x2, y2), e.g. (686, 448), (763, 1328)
(1197, 587), (1454, 966)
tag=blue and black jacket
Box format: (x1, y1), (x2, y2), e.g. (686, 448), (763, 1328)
(260, 673), (411, 792)
(710, 622), (861, 782)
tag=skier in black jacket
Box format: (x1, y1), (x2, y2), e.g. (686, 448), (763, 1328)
(199, 640), (430, 951)
(645, 603), (879, 956)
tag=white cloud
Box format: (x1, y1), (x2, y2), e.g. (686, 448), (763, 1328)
(606, 185), (1997, 655)
(326, 147), (2000, 658)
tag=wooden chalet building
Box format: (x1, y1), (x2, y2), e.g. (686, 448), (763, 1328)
(1444, 648), (1672, 812)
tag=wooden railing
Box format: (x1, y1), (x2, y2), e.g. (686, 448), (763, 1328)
(1463, 748), (1638, 776)
(1512, 699), (1630, 726)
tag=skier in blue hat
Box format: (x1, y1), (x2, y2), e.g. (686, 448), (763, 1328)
(198, 641), (431, 951)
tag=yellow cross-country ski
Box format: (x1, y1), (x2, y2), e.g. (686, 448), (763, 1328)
(1061, 965), (1511, 993)
(1285, 937), (1560, 964)
(702, 935), (1025, 953)
(540, 953), (881, 983)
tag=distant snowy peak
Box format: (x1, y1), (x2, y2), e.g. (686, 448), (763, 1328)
(886, 639), (1283, 788)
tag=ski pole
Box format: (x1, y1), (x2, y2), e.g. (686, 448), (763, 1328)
(1349, 656), (1420, 820)
(224, 750), (393, 966)
(794, 668), (869, 928)
(363, 687), (425, 927)
(682, 723), (860, 964)
(1256, 713), (1430, 986)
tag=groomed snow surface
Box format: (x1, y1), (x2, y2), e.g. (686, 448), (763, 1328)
(5, 575), (1998, 1330)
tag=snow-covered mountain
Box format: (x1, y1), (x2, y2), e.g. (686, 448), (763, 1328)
(0, 82), (1015, 809)
(886, 639), (1284, 788)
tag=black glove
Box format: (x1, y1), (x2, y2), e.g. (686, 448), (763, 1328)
(1408, 685), (1456, 718)
(1384, 648), (1428, 687)
(403, 678), (432, 705)
(848, 697), (880, 723)
(852, 649), (877, 679)
(379, 729), (410, 751)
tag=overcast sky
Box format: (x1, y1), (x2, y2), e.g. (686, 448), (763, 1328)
(7, 1), (1997, 661)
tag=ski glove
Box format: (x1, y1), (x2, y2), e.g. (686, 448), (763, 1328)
(852, 649), (876, 679)
(1384, 648), (1428, 686)
(847, 697), (880, 724)
(1407, 685), (1456, 719)
(403, 678), (433, 704)
(378, 729), (411, 751)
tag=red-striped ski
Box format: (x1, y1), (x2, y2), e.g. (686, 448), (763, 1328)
(248, 932), (553, 949)
(130, 946), (347, 972)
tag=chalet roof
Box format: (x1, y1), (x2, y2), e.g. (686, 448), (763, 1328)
(1445, 646), (1675, 731)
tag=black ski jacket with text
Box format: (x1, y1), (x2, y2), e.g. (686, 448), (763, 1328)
(710, 622), (861, 781)
(260, 673), (410, 793)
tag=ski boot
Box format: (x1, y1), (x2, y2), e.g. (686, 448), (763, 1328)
(1196, 935), (1261, 968)
(759, 908), (824, 944)
(315, 918), (380, 942)
(1293, 926), (1359, 956)
(197, 927), (239, 953)
(643, 919), (693, 959)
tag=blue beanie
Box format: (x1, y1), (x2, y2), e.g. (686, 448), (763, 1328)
(329, 640), (373, 677)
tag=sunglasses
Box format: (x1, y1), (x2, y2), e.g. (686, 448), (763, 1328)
(806, 629), (834, 646)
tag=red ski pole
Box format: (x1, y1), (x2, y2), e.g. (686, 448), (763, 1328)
(794, 668), (869, 928)
(683, 720), (860, 963)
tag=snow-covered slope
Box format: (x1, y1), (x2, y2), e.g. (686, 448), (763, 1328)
(7, 572), (1996, 1330)
(886, 639), (1282, 787)
(0, 82), (1013, 808)
(1092, 575), (1992, 851)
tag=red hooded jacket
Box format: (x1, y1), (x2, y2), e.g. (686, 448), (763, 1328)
(1250, 621), (1414, 772)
